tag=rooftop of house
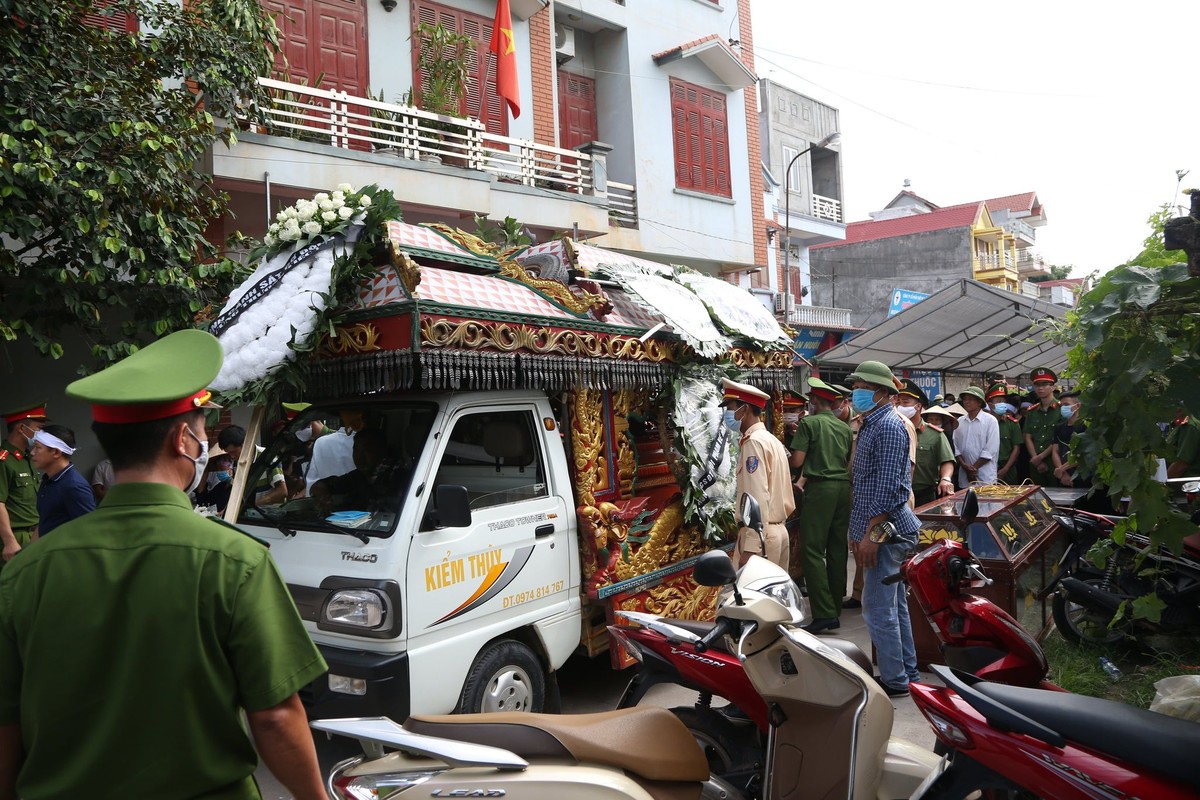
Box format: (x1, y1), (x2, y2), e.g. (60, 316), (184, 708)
(812, 202), (985, 248)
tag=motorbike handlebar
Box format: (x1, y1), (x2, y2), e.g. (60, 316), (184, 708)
(695, 617), (734, 653)
(881, 571), (903, 586)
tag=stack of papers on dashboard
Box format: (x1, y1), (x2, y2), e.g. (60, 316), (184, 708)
(326, 511), (372, 527)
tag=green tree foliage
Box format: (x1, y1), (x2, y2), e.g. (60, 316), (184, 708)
(1126, 204), (1187, 268)
(0, 0), (280, 364)
(1030, 263), (1074, 283)
(1061, 206), (1200, 569)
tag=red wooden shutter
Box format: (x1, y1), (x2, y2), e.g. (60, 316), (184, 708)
(266, 0), (367, 92)
(558, 72), (597, 150)
(411, 0), (508, 136)
(670, 78), (731, 198)
(81, 1), (139, 33)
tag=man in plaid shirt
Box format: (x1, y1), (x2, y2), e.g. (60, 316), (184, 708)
(846, 361), (922, 698)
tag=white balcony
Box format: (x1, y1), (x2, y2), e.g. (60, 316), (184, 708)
(788, 304), (853, 329)
(811, 193), (843, 223)
(238, 78), (636, 226)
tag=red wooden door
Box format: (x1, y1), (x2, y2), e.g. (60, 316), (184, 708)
(412, 0), (508, 136)
(266, 0), (367, 93)
(558, 72), (597, 150)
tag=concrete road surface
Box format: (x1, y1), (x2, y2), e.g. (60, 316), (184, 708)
(255, 600), (938, 797)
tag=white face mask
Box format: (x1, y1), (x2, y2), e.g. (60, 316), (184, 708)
(895, 405), (918, 420)
(783, 412), (800, 425)
(295, 426), (314, 443)
(182, 426), (210, 494)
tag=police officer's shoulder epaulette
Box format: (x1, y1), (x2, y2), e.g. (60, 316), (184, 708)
(207, 516), (271, 549)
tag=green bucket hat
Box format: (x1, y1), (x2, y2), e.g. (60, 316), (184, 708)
(846, 360), (900, 394)
(960, 386), (986, 404)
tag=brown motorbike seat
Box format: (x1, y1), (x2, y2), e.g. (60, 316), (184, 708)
(405, 706), (709, 783)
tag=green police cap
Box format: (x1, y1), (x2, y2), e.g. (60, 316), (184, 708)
(67, 330), (223, 423)
(281, 401), (311, 419)
(2, 401), (50, 426)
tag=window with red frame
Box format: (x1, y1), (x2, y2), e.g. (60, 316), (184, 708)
(412, 0), (508, 136)
(81, 1), (138, 33)
(670, 78), (731, 198)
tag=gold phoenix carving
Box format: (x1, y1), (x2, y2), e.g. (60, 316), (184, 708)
(421, 318), (672, 362)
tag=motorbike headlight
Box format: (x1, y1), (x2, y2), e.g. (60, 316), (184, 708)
(748, 578), (807, 614)
(323, 589), (387, 629)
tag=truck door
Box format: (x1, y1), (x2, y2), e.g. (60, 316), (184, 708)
(407, 404), (570, 686)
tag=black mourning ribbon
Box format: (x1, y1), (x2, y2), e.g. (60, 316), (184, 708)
(695, 420), (730, 508)
(209, 238), (339, 339)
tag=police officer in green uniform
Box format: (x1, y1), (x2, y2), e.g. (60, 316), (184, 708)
(790, 377), (853, 633)
(0, 403), (48, 565)
(1023, 367), (1061, 486)
(0, 330), (328, 800)
(896, 381), (955, 506)
(987, 383), (1023, 484)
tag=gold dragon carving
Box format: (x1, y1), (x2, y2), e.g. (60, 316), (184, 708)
(497, 260), (610, 317)
(420, 318), (673, 362)
(612, 390), (645, 499)
(625, 577), (718, 621)
(422, 223), (503, 259)
(729, 348), (793, 370)
(771, 393), (785, 441)
(321, 322), (381, 356)
(384, 243), (423, 295)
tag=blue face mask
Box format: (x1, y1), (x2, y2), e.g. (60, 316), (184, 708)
(993, 402), (1013, 416)
(1060, 404), (1078, 420)
(724, 409), (741, 434)
(851, 389), (878, 414)
(214, 471), (232, 483)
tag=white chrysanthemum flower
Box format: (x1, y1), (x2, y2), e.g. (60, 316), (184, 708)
(302, 220), (322, 235)
(319, 199), (334, 212)
(313, 192), (330, 202)
(336, 183), (354, 193)
(338, 206), (354, 220)
(283, 219), (301, 233)
(284, 206), (299, 219)
(278, 227), (298, 242)
(298, 204), (317, 222)
(321, 210), (337, 222)
(359, 194), (372, 207)
(331, 197), (344, 210)
(331, 190), (345, 201)
(275, 210), (289, 223)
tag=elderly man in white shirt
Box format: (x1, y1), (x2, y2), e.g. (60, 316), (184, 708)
(953, 386), (1000, 485)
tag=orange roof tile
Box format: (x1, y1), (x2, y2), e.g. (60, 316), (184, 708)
(652, 33), (723, 61)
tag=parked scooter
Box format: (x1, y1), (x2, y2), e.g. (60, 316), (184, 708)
(889, 489), (1060, 690)
(314, 494), (940, 800)
(1041, 486), (1200, 646)
(909, 663), (1200, 799)
(607, 490), (1064, 794)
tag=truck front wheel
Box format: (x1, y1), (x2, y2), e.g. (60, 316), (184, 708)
(456, 640), (545, 714)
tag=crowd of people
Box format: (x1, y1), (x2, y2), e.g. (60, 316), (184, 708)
(718, 361), (1171, 698)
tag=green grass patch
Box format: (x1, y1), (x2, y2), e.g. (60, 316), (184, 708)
(1042, 630), (1200, 708)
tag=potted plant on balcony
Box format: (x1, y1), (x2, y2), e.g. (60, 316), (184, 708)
(403, 21), (473, 166)
(368, 88), (405, 155)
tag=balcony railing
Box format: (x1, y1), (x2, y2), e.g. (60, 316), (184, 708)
(811, 193), (843, 223)
(1002, 218), (1036, 243)
(607, 181), (638, 228)
(244, 78), (637, 223)
(788, 305), (853, 329)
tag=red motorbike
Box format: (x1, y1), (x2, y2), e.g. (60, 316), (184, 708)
(909, 663), (1200, 799)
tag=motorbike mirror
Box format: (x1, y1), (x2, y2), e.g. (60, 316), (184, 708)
(739, 492), (763, 532)
(961, 489), (979, 526)
(1181, 480), (1200, 494)
(693, 550), (738, 587)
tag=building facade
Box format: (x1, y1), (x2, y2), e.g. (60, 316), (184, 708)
(809, 191), (1049, 329)
(210, 0), (770, 278)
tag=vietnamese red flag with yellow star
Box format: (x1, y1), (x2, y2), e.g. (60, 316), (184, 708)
(489, 0), (520, 118)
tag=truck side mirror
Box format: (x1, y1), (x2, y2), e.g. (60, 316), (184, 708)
(427, 485), (471, 529)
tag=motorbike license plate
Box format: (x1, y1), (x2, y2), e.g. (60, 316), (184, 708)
(907, 754), (950, 800)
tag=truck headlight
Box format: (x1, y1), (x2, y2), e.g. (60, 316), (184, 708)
(323, 589), (387, 629)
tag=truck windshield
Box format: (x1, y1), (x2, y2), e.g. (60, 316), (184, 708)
(236, 403), (437, 538)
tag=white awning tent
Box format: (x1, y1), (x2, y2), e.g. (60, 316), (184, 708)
(814, 279), (1070, 375)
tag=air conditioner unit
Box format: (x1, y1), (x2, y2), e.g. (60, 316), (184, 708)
(554, 24), (576, 64)
(773, 292), (795, 314)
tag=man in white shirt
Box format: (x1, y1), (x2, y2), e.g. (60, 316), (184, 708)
(953, 387), (999, 485)
(304, 409), (364, 495)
